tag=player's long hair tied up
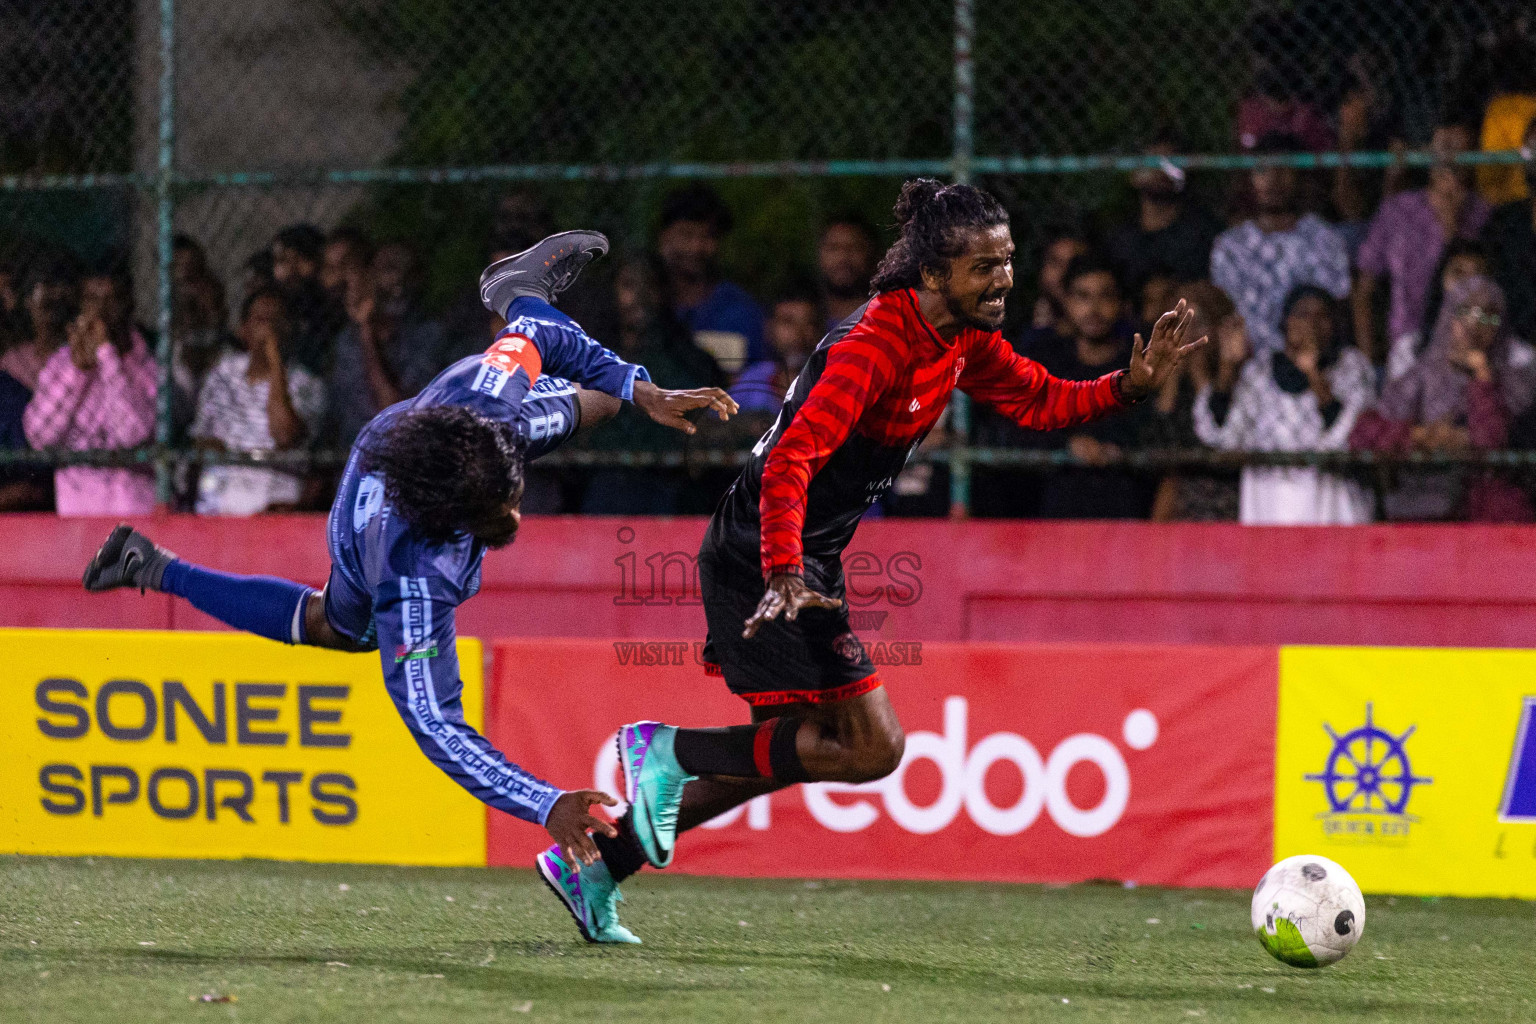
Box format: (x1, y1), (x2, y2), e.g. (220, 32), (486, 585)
(870, 177), (1009, 294)
(361, 406), (526, 542)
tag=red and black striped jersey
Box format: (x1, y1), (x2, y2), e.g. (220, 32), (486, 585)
(706, 288), (1131, 580)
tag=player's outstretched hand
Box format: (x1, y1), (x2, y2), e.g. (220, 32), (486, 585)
(632, 380), (739, 435)
(544, 790), (619, 868)
(1123, 298), (1208, 401)
(743, 572), (843, 639)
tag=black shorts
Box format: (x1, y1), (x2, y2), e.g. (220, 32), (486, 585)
(698, 542), (880, 708)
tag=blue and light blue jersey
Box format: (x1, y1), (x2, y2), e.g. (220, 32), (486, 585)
(323, 296), (650, 825)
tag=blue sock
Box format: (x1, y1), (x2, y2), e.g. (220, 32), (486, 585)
(160, 560), (315, 645)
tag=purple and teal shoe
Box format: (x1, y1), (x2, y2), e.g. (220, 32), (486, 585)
(618, 722), (695, 868)
(535, 844), (640, 944)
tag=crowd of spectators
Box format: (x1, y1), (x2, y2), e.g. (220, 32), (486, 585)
(2, 30), (1536, 525)
(0, 176), (894, 518)
(964, 71), (1536, 526)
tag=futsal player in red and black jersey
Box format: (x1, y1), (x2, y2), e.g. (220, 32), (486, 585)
(585, 180), (1204, 923)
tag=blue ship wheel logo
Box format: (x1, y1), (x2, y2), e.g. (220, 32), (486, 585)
(1306, 703), (1433, 814)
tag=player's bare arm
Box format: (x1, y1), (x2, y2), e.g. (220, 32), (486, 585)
(632, 379), (738, 435)
(544, 789), (620, 868)
(581, 381), (737, 435)
(1120, 298), (1209, 401)
(741, 572), (843, 639)
(573, 387), (621, 435)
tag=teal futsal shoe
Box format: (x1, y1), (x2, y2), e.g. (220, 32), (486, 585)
(618, 722), (696, 868)
(535, 845), (641, 945)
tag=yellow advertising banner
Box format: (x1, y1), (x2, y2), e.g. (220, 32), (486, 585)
(1276, 646), (1536, 898)
(0, 629), (487, 866)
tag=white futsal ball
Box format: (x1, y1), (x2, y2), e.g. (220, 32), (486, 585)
(1250, 854), (1365, 968)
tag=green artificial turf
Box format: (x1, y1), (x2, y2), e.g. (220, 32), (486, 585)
(1, 855), (1532, 1022)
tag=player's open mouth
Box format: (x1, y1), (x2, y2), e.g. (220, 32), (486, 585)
(980, 295), (1006, 311)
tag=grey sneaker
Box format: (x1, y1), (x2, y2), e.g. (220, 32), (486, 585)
(479, 230), (609, 317)
(83, 524), (175, 593)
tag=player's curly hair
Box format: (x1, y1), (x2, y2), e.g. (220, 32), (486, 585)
(361, 406), (525, 543)
(869, 178), (1009, 294)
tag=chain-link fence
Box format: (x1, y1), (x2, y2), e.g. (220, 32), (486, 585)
(0, 0), (1532, 517)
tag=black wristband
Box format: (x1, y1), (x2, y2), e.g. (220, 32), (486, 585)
(1111, 369), (1146, 405)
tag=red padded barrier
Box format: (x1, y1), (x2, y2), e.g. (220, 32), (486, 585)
(3, 513), (1533, 647)
(484, 639), (1279, 887)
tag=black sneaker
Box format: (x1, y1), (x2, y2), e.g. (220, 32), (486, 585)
(83, 524), (175, 593)
(479, 230), (609, 317)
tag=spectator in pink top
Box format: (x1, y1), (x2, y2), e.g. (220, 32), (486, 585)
(1351, 276), (1536, 521)
(1354, 122), (1490, 365)
(24, 267), (158, 515)
(1235, 13), (1335, 154)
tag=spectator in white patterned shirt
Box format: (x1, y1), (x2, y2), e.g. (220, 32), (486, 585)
(1211, 132), (1351, 354)
(191, 288), (325, 515)
(1194, 285), (1375, 525)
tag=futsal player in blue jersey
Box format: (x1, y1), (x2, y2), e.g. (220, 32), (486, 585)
(82, 231), (737, 944)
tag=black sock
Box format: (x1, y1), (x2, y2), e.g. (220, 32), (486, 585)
(592, 811), (647, 883)
(673, 718), (808, 781)
(673, 723), (762, 776)
(766, 716), (810, 783)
